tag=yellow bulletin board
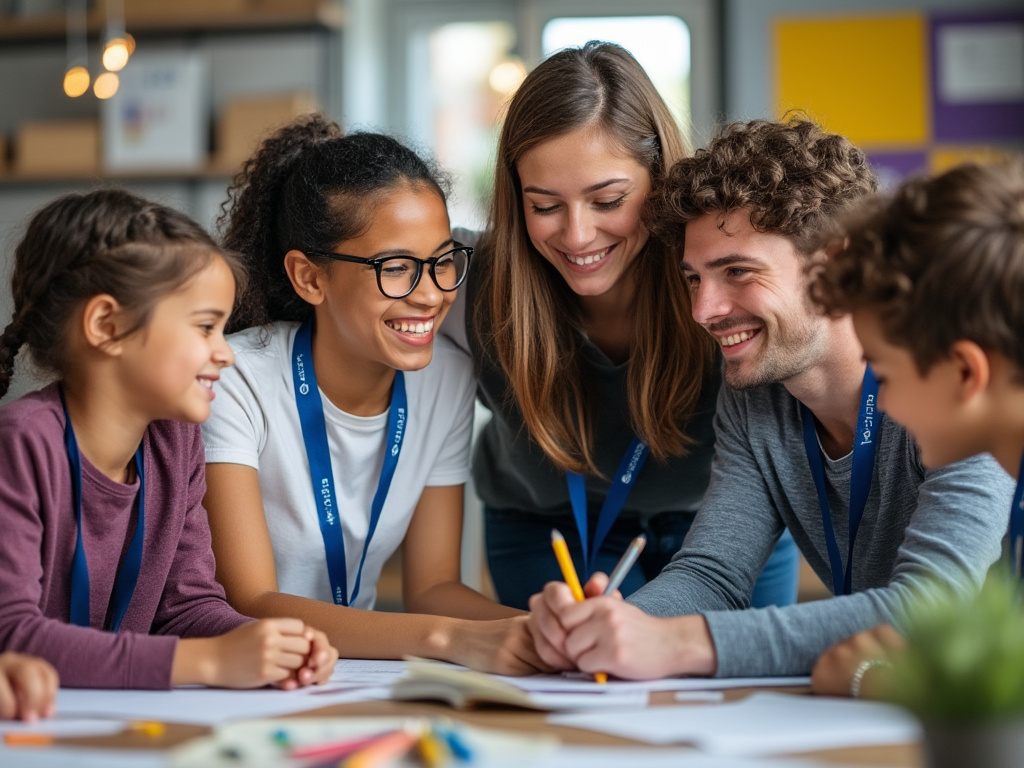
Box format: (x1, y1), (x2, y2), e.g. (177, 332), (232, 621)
(774, 14), (929, 148)
(773, 10), (1024, 183)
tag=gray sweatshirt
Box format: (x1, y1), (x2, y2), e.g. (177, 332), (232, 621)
(628, 381), (1012, 677)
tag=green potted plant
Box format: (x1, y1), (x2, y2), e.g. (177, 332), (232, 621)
(882, 572), (1024, 768)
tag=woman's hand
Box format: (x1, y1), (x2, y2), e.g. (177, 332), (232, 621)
(437, 615), (552, 676)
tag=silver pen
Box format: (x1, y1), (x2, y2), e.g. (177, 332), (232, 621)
(603, 534), (647, 595)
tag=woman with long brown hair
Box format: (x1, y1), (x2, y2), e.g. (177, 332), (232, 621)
(448, 41), (799, 609)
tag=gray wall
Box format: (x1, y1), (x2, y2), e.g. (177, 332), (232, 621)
(723, 0), (1024, 119)
(0, 29), (340, 403)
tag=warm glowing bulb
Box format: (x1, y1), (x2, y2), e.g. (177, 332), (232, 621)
(93, 71), (120, 99)
(125, 34), (136, 57)
(489, 60), (527, 95)
(63, 66), (91, 98)
(102, 38), (130, 72)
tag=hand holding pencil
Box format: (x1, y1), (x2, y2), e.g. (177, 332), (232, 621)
(528, 530), (713, 681)
(541, 530), (647, 682)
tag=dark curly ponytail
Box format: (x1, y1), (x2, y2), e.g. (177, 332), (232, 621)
(218, 114), (450, 332)
(0, 188), (244, 399)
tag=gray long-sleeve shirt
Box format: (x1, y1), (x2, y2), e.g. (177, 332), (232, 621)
(628, 381), (1012, 677)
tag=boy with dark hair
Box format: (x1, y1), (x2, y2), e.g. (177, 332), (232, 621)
(810, 159), (1024, 696)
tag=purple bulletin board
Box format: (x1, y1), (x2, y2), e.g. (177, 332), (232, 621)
(867, 151), (930, 190)
(930, 11), (1024, 143)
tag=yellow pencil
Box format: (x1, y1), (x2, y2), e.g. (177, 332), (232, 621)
(550, 529), (607, 684)
(417, 729), (447, 767)
(550, 529), (584, 601)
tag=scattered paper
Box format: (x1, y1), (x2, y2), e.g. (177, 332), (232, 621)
(550, 692), (921, 756)
(492, 673), (810, 693)
(525, 747), (848, 768)
(674, 691), (725, 703)
(0, 717), (126, 737)
(0, 747), (165, 768)
(55, 684), (391, 726)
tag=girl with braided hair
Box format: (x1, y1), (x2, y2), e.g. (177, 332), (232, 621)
(0, 188), (337, 690)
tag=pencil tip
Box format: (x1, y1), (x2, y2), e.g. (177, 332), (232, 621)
(551, 529), (564, 542)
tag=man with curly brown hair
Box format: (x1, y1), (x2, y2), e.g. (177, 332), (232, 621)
(527, 120), (1013, 679)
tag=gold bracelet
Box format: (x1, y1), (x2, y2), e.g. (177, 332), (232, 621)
(849, 657), (892, 698)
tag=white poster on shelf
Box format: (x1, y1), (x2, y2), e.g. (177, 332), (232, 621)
(102, 49), (210, 172)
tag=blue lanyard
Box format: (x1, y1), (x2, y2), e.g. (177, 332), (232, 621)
(1010, 450), (1024, 579)
(566, 437), (649, 578)
(291, 318), (407, 607)
(59, 386), (145, 633)
(801, 367), (881, 596)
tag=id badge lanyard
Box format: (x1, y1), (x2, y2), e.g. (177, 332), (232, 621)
(292, 318), (406, 607)
(60, 386), (145, 632)
(566, 437), (650, 579)
(801, 367), (881, 596)
(1010, 450), (1024, 579)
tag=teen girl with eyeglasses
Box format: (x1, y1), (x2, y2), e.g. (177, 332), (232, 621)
(201, 117), (546, 674)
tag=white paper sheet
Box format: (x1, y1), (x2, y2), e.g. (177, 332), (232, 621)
(0, 717), (126, 737)
(511, 689), (649, 710)
(550, 692), (921, 756)
(492, 673), (810, 693)
(526, 747), (846, 768)
(0, 748), (167, 768)
(329, 658), (429, 686)
(55, 684), (392, 725)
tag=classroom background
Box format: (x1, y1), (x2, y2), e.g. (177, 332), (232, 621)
(0, 0), (1021, 604)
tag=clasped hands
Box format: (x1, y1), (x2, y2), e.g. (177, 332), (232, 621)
(526, 572), (718, 680)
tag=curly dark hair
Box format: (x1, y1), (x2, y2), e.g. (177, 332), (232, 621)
(218, 114), (450, 332)
(0, 189), (243, 399)
(646, 118), (878, 255)
(811, 160), (1024, 378)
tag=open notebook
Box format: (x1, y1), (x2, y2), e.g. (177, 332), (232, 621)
(391, 660), (648, 711)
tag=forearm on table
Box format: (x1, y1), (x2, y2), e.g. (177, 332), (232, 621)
(237, 589), (478, 663)
(704, 588), (907, 677)
(404, 580), (523, 620)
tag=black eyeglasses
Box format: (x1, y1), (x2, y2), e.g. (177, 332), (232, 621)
(306, 245), (473, 299)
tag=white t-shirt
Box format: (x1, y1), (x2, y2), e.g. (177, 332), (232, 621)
(201, 322), (474, 609)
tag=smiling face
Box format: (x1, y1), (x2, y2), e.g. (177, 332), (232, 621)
(684, 209), (830, 389)
(516, 126), (652, 303)
(315, 183), (455, 376)
(120, 253), (237, 424)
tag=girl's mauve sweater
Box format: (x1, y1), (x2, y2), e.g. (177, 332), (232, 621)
(0, 384), (251, 689)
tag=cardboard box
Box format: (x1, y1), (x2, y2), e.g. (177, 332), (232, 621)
(14, 120), (100, 177)
(214, 92), (319, 172)
(123, 0), (248, 24)
(245, 0), (338, 15)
